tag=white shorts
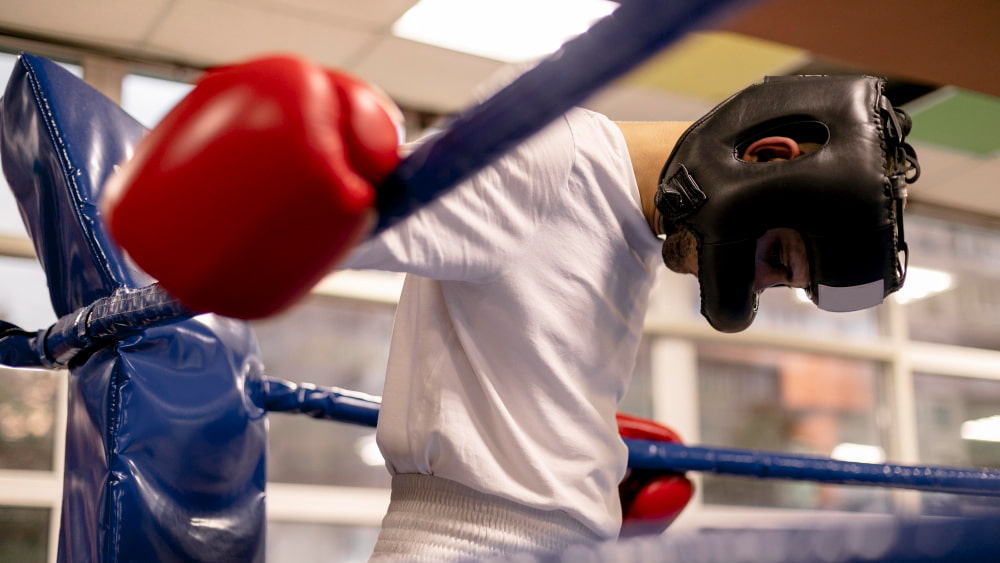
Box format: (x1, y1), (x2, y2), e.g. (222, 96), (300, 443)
(370, 474), (602, 562)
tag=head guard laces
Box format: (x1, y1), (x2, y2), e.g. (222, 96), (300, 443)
(655, 75), (920, 333)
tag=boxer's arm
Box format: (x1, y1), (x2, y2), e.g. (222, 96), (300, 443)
(341, 115), (575, 282)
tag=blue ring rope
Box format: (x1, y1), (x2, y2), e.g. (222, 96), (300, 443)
(374, 0), (750, 232)
(260, 383), (1000, 497)
(627, 438), (1000, 497)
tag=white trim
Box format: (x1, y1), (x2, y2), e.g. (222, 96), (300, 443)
(47, 372), (68, 563)
(670, 504), (901, 533)
(883, 297), (923, 513)
(266, 483), (390, 526)
(0, 235), (35, 258)
(649, 338), (704, 528)
(313, 271), (404, 304)
(0, 470), (61, 506)
(906, 341), (1000, 380)
(643, 317), (896, 361)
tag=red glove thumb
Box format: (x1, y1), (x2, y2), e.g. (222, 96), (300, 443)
(104, 54), (401, 319)
(617, 412), (695, 536)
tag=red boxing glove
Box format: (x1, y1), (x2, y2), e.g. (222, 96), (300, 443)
(617, 412), (694, 537)
(103, 54), (402, 319)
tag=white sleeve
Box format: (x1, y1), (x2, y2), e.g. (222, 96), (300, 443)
(340, 115), (575, 282)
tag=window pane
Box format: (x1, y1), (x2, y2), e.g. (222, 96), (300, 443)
(619, 338), (654, 419)
(267, 521), (378, 563)
(696, 343), (892, 512)
(0, 256), (60, 472)
(0, 367), (58, 471)
(0, 506), (49, 563)
(748, 285), (883, 339)
(914, 372), (1000, 515)
(0, 255), (57, 330)
(253, 295), (393, 488)
(0, 52), (25, 237)
(904, 213), (1000, 350)
(121, 73), (193, 129)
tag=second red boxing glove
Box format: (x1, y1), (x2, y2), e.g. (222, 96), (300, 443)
(103, 54), (402, 319)
(617, 412), (695, 537)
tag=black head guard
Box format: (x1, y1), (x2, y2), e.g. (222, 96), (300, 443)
(655, 75), (920, 333)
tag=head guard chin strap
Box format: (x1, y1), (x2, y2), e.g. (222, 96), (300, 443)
(655, 75), (920, 333)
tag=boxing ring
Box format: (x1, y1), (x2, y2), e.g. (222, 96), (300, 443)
(1, 0), (999, 561)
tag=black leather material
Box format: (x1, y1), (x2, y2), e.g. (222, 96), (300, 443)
(655, 75), (916, 332)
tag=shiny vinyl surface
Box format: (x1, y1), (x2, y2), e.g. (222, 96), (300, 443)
(1, 54), (268, 562)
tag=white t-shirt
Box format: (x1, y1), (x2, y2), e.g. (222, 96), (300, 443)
(343, 108), (663, 539)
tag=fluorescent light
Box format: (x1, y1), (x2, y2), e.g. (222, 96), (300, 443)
(392, 0), (618, 63)
(961, 415), (1000, 442)
(794, 288), (813, 305)
(831, 442), (886, 464)
(894, 266), (954, 304)
(121, 74), (194, 129)
(355, 433), (386, 466)
(314, 270), (405, 304)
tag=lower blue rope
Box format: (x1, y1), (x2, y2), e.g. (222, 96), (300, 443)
(261, 381), (1000, 498)
(627, 439), (1000, 497)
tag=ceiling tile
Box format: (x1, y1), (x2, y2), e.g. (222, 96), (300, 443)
(349, 36), (504, 113)
(144, 0), (376, 68)
(0, 0), (171, 46)
(584, 84), (714, 122)
(912, 155), (1000, 218)
(244, 0), (418, 28)
(620, 31), (808, 102)
(908, 87), (1000, 157)
(907, 143), (980, 196)
(718, 0), (1000, 98)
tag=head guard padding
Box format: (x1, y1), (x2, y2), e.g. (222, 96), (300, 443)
(655, 75), (919, 333)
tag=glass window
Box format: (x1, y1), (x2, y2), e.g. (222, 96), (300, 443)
(645, 272), (702, 324)
(696, 342), (892, 513)
(748, 286), (883, 339)
(267, 521), (378, 563)
(0, 367), (58, 471)
(0, 258), (59, 474)
(121, 73), (194, 129)
(619, 338), (654, 419)
(0, 52), (24, 238)
(0, 255), (57, 330)
(0, 506), (49, 563)
(253, 295), (394, 488)
(904, 213), (1000, 350)
(914, 372), (1000, 515)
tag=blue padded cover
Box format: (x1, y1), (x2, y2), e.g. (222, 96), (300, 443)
(1, 55), (153, 315)
(1, 53), (267, 562)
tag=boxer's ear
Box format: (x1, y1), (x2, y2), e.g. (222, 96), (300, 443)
(742, 136), (801, 162)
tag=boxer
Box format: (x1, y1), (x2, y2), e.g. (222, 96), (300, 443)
(103, 59), (918, 560)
